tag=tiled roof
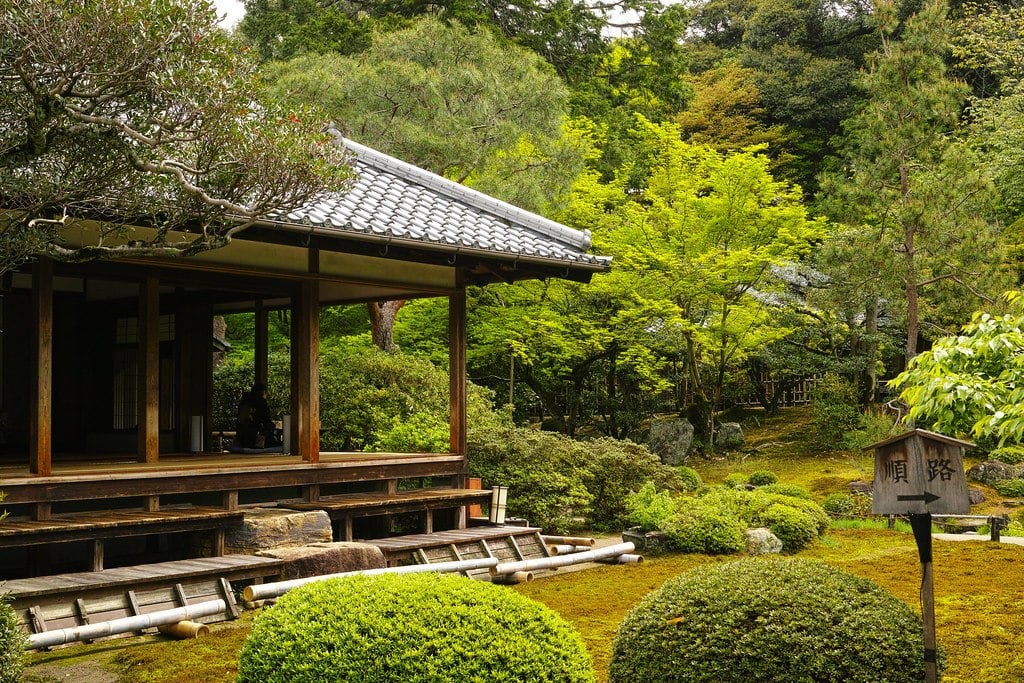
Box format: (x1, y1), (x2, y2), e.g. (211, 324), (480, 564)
(271, 137), (611, 273)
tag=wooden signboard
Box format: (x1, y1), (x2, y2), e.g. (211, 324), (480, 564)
(871, 429), (971, 516)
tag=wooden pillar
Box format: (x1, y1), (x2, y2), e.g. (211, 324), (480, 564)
(137, 276), (160, 463)
(448, 288), (467, 457)
(292, 280), (319, 461)
(177, 305), (213, 453)
(254, 301), (268, 387)
(30, 257), (53, 476)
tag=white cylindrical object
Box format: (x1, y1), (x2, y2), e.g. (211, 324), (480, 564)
(281, 415), (291, 454)
(491, 571), (533, 584)
(190, 415), (203, 453)
(489, 485), (508, 525)
(491, 542), (636, 576)
(28, 599), (226, 649)
(157, 620), (211, 639)
(548, 544), (592, 556)
(243, 557), (500, 602)
(540, 535), (595, 547)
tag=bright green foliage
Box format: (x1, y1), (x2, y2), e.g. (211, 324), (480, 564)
(990, 445), (1024, 465)
(625, 483), (680, 532)
(994, 479), (1024, 497)
(610, 558), (940, 682)
(747, 470), (778, 486)
(755, 503), (819, 551)
(583, 439), (684, 531)
(239, 0), (378, 62)
(890, 293), (1024, 445)
(238, 573), (595, 683)
(676, 466), (703, 492)
(660, 498), (747, 554)
(0, 0), (351, 277)
(0, 594), (26, 683)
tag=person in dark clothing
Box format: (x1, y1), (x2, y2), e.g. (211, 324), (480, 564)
(236, 382), (280, 448)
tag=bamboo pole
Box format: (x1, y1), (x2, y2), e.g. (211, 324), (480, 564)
(540, 535), (595, 547)
(243, 557), (500, 602)
(491, 542), (636, 576)
(29, 600), (226, 649)
(158, 621), (210, 639)
(548, 544), (593, 555)
(596, 554), (644, 565)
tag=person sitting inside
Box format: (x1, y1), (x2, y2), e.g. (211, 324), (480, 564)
(236, 382), (281, 449)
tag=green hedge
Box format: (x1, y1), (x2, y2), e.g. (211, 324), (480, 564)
(238, 573), (594, 683)
(610, 558), (941, 682)
(0, 594), (25, 683)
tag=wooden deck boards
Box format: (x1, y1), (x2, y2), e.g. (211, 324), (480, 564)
(0, 508), (244, 547)
(282, 488), (491, 514)
(367, 525), (542, 553)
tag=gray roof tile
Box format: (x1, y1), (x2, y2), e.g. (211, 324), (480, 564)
(268, 138), (610, 272)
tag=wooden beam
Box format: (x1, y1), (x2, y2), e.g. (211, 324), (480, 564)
(448, 288), (467, 457)
(30, 258), (54, 476)
(292, 281), (320, 461)
(138, 276), (160, 463)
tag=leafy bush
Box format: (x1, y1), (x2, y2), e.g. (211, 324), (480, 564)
(995, 479), (1024, 497)
(822, 493), (857, 517)
(610, 558), (941, 682)
(811, 372), (862, 446)
(990, 445), (1024, 465)
(723, 472), (748, 489)
(583, 439), (683, 531)
(0, 594), (26, 683)
(747, 470), (778, 486)
(676, 466), (702, 492)
(625, 483), (679, 532)
(755, 503), (819, 551)
(660, 499), (746, 554)
(843, 406), (899, 450)
(757, 483), (811, 499)
(238, 573), (594, 683)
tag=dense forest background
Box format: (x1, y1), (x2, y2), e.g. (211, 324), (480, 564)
(217, 0), (1024, 449)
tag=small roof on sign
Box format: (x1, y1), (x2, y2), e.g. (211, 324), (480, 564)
(865, 428), (975, 451)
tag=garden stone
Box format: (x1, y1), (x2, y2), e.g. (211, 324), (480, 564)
(849, 481), (873, 495)
(226, 508), (333, 553)
(744, 527), (783, 555)
(257, 542), (386, 580)
(715, 422), (744, 450)
(968, 487), (986, 505)
(622, 527), (669, 553)
(967, 461), (1022, 487)
(649, 417), (695, 465)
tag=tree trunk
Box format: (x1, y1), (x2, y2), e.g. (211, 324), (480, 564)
(367, 300), (406, 353)
(900, 163), (920, 364)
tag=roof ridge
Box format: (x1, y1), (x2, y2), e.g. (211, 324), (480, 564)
(340, 137), (592, 251)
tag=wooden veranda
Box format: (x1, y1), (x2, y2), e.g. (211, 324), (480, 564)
(0, 138), (610, 581)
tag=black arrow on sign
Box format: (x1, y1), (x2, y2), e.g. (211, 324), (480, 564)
(897, 491), (941, 504)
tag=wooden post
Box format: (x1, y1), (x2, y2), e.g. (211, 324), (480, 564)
(254, 300), (268, 387)
(910, 513), (937, 683)
(448, 288), (467, 457)
(138, 276), (160, 463)
(292, 280), (319, 461)
(30, 257), (53, 476)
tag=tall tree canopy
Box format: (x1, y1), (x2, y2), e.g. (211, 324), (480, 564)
(0, 0), (351, 276)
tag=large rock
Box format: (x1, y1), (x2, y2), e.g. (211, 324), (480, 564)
(622, 527), (669, 554)
(745, 528), (783, 555)
(967, 460), (1022, 487)
(649, 417), (695, 465)
(257, 542), (386, 580)
(226, 508), (333, 553)
(715, 422), (745, 450)
(968, 487), (986, 505)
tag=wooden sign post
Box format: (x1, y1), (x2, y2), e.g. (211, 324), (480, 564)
(870, 429), (973, 683)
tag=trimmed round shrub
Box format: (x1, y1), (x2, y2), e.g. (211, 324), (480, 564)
(723, 472), (748, 489)
(238, 573), (594, 683)
(0, 595), (26, 683)
(610, 557), (941, 683)
(756, 503), (819, 551)
(757, 483), (811, 499)
(996, 478), (1024, 497)
(822, 492), (857, 517)
(676, 466), (702, 492)
(660, 501), (747, 554)
(625, 483), (678, 532)
(991, 445), (1024, 465)
(747, 470), (778, 486)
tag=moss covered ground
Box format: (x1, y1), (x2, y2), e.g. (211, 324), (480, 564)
(23, 407), (1024, 682)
